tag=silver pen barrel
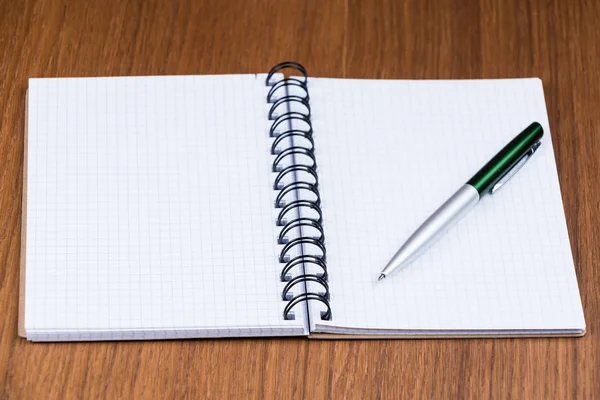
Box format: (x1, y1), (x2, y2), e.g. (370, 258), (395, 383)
(379, 184), (480, 280)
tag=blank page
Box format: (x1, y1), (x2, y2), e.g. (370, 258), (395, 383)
(24, 74), (306, 341)
(308, 77), (585, 335)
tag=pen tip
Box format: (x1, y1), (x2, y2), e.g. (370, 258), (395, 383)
(378, 274), (385, 281)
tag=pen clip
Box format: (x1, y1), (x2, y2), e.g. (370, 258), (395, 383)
(490, 141), (542, 195)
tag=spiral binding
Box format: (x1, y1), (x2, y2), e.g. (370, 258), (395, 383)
(266, 62), (331, 322)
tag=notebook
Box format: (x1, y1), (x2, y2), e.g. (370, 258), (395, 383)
(19, 62), (586, 341)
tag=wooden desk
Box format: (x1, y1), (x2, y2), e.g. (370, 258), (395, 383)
(1, 0), (598, 397)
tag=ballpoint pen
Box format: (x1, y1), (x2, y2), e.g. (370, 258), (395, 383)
(378, 122), (544, 281)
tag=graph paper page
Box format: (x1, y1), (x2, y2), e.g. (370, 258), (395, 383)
(24, 74), (305, 341)
(308, 77), (585, 335)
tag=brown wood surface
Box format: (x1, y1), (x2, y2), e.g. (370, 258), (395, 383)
(1, 0), (598, 398)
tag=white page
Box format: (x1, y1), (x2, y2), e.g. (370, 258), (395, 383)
(308, 77), (585, 335)
(24, 74), (306, 341)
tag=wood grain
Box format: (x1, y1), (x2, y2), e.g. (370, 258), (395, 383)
(1, 0), (598, 398)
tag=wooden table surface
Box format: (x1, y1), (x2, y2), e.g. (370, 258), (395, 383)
(1, 0), (598, 398)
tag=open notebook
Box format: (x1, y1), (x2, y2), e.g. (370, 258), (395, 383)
(19, 62), (585, 341)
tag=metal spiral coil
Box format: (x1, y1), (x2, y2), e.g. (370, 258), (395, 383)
(266, 61), (331, 321)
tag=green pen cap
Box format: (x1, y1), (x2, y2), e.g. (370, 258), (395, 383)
(467, 122), (544, 195)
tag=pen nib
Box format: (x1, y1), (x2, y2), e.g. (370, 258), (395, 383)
(378, 274), (386, 281)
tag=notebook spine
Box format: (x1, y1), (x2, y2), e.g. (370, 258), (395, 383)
(266, 62), (331, 322)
